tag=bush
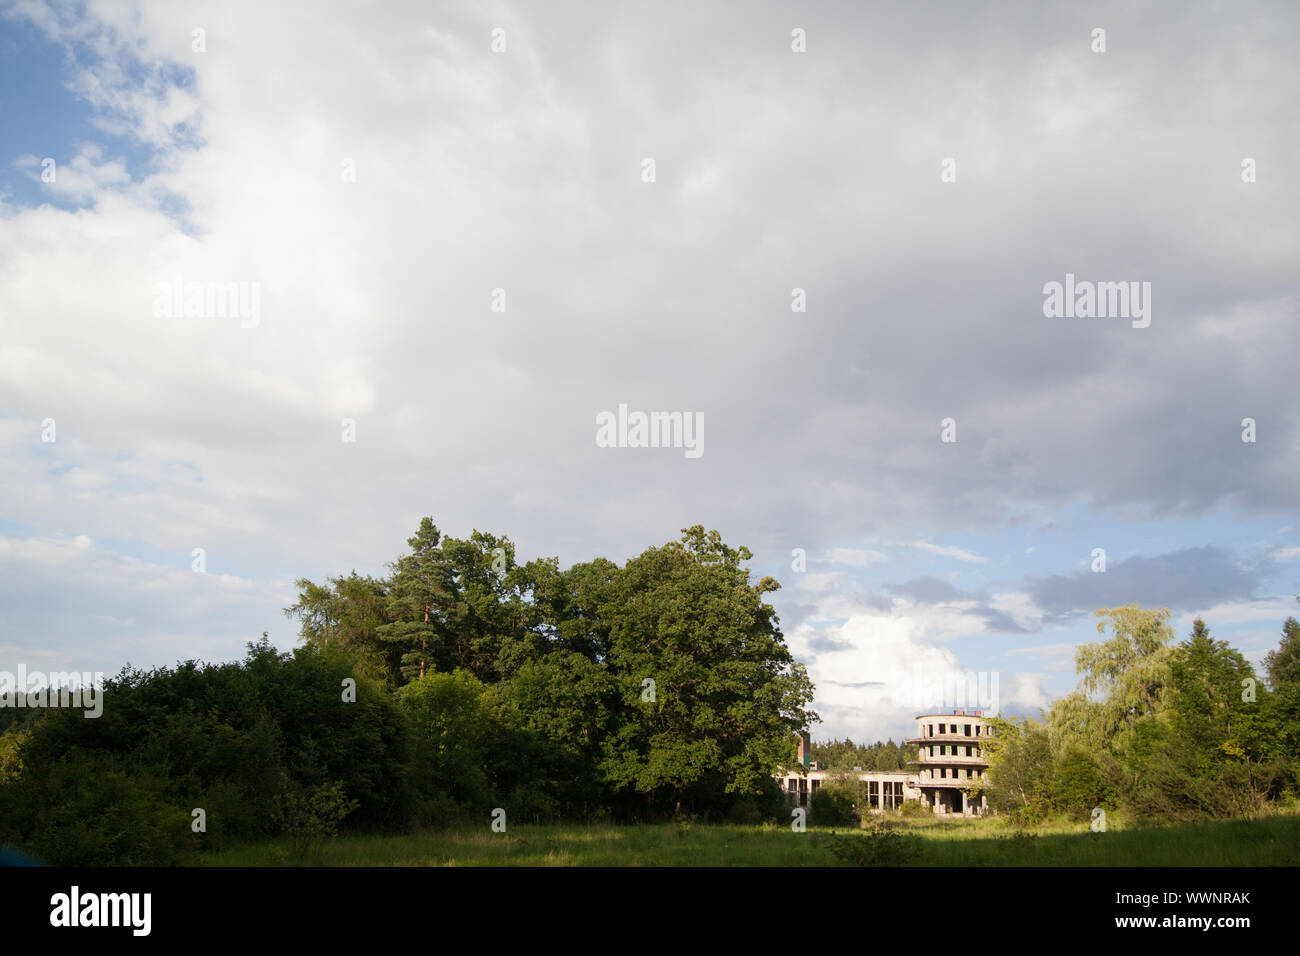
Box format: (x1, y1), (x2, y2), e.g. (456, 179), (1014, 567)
(810, 786), (858, 827)
(274, 780), (360, 859)
(0, 754), (195, 866)
(0, 639), (413, 864)
(1052, 744), (1110, 821)
(826, 821), (922, 866)
(898, 798), (932, 819)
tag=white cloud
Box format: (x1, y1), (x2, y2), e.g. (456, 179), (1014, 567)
(988, 591), (1046, 631)
(0, 533), (294, 677)
(1001, 672), (1052, 716)
(912, 541), (987, 563)
(826, 547), (887, 567)
(790, 609), (963, 741)
(0, 0), (1297, 734)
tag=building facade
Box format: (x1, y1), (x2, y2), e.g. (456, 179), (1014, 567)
(906, 710), (992, 816)
(777, 711), (993, 817)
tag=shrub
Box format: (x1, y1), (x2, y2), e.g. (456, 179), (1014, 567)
(0, 754), (194, 866)
(274, 780), (360, 859)
(898, 798), (932, 819)
(810, 786), (858, 827)
(826, 821), (922, 866)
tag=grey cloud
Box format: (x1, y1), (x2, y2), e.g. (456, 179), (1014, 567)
(886, 576), (962, 604)
(0, 0), (1296, 687)
(1028, 547), (1267, 619)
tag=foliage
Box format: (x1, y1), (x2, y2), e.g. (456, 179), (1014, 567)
(0, 753), (195, 865)
(810, 779), (859, 827)
(1050, 744), (1111, 821)
(0, 638), (410, 862)
(1049, 604), (1175, 753)
(982, 715), (1055, 826)
(810, 736), (917, 770)
(284, 520), (817, 823)
(1110, 619), (1281, 822)
(825, 821), (922, 866)
(275, 781), (361, 858)
(1265, 614), (1300, 795)
(593, 527), (816, 813)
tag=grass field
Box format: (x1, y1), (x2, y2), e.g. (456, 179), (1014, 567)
(198, 811), (1300, 866)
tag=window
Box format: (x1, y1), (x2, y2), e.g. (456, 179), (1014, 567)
(939, 723), (946, 734)
(964, 724), (971, 736)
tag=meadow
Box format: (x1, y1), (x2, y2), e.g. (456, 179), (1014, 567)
(197, 811), (1300, 867)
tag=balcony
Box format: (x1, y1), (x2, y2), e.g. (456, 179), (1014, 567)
(915, 776), (986, 788)
(911, 753), (988, 766)
(906, 733), (991, 745)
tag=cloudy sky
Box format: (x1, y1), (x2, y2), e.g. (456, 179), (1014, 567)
(1, 0), (1297, 742)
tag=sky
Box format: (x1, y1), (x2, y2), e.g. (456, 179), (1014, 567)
(0, 0), (1297, 744)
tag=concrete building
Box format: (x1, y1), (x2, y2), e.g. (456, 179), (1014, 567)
(906, 710), (992, 816)
(776, 710), (994, 817)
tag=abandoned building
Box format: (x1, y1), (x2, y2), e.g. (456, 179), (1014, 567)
(776, 711), (993, 817)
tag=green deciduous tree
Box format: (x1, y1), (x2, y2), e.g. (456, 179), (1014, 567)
(1049, 604), (1176, 753)
(595, 526), (816, 814)
(982, 715), (1054, 826)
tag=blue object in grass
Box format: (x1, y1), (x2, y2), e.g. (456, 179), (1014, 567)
(0, 845), (42, 866)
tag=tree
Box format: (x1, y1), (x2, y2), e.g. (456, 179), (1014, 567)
(437, 530), (543, 681)
(595, 526), (816, 814)
(285, 572), (397, 687)
(397, 669), (498, 818)
(1264, 615), (1300, 690)
(1050, 743), (1109, 820)
(1263, 612), (1300, 794)
(377, 518), (456, 681)
(810, 774), (859, 826)
(1049, 604), (1175, 752)
(1112, 619), (1279, 821)
(982, 715), (1054, 826)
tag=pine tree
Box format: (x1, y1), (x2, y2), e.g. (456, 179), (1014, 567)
(377, 518), (455, 681)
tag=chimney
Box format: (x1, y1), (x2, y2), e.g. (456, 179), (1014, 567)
(797, 730), (811, 769)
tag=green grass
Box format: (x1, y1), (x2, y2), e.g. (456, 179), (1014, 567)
(197, 812), (1300, 866)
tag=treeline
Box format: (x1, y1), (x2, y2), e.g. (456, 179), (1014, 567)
(0, 522), (816, 863)
(811, 737), (917, 770)
(982, 604), (1300, 825)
